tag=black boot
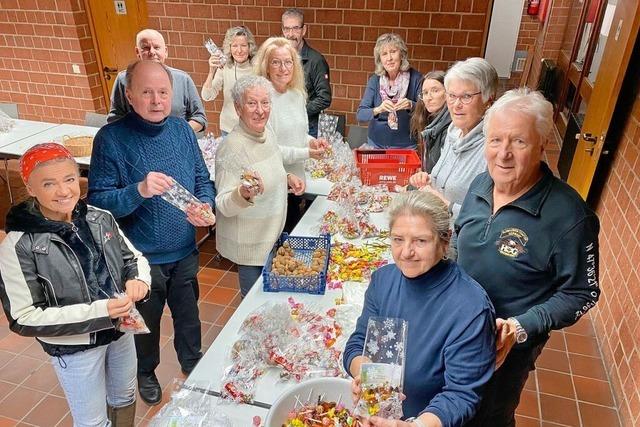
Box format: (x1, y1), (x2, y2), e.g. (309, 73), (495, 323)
(137, 372), (162, 405)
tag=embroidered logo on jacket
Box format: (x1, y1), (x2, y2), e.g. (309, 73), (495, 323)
(104, 231), (113, 243)
(496, 228), (528, 258)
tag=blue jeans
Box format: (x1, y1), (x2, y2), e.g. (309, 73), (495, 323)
(238, 265), (263, 298)
(52, 334), (136, 427)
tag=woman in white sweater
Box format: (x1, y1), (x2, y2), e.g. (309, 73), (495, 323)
(254, 36), (327, 231)
(201, 26), (256, 136)
(215, 75), (305, 297)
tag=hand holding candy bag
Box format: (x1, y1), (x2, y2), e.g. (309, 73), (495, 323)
(355, 317), (407, 420)
(114, 292), (150, 334)
(161, 178), (215, 224)
(204, 38), (227, 68)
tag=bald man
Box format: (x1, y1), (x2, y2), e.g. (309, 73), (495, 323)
(107, 29), (207, 133)
(90, 60), (215, 405)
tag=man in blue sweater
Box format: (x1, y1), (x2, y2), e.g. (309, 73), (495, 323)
(88, 60), (216, 406)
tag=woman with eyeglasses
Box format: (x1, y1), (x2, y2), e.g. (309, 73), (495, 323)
(410, 71), (451, 173)
(356, 33), (422, 149)
(214, 75), (305, 297)
(344, 190), (495, 427)
(201, 26), (257, 136)
(409, 58), (498, 220)
(253, 37), (327, 232)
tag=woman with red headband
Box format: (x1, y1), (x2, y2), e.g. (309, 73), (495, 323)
(0, 143), (151, 426)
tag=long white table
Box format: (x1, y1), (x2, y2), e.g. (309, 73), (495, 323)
(0, 119), (60, 148)
(304, 173), (332, 196)
(184, 196), (390, 424)
(0, 123), (99, 167)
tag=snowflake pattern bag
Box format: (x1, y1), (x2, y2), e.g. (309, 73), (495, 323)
(355, 317), (407, 419)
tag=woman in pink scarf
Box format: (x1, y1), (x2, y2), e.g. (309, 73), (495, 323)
(356, 33), (422, 149)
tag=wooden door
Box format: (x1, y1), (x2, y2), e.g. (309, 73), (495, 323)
(567, 0), (640, 199)
(85, 0), (148, 107)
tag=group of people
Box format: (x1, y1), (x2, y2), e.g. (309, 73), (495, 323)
(0, 8), (602, 427)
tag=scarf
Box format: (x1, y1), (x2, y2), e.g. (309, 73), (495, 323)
(379, 71), (410, 130)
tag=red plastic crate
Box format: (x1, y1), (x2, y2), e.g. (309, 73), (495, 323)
(355, 149), (421, 189)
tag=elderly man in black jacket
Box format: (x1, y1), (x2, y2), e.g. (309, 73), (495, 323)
(282, 8), (332, 137)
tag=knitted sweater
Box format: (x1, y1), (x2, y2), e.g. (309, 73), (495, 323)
(214, 121), (289, 266)
(107, 67), (208, 130)
(201, 60), (254, 133)
(268, 89), (311, 183)
(88, 112), (216, 264)
(430, 120), (487, 219)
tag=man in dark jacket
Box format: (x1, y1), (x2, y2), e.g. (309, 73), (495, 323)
(282, 8), (332, 137)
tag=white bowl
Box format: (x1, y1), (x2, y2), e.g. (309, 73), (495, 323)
(266, 377), (354, 426)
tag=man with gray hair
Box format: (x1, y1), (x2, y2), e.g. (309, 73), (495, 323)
(281, 8), (331, 137)
(108, 29), (207, 133)
(90, 60), (215, 406)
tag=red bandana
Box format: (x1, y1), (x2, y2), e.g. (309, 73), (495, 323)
(20, 142), (74, 183)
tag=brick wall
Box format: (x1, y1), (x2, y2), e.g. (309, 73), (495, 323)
(148, 0), (492, 134)
(591, 65), (640, 426)
(504, 2), (542, 89)
(0, 0), (106, 124)
(0, 0), (492, 131)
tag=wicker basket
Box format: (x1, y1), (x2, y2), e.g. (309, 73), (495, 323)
(62, 135), (94, 157)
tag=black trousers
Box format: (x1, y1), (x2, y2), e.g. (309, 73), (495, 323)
(135, 250), (202, 375)
(284, 194), (305, 233)
(466, 339), (547, 427)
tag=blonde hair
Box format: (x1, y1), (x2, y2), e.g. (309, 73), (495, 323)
(373, 33), (410, 77)
(222, 26), (257, 65)
(253, 37), (306, 99)
(388, 191), (453, 258)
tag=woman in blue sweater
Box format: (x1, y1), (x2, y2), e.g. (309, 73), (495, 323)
(344, 191), (496, 427)
(356, 33), (422, 149)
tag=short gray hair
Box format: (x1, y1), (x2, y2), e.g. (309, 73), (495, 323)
(484, 87), (554, 141)
(444, 57), (498, 103)
(388, 191), (453, 258)
(231, 75), (274, 106)
(222, 26), (257, 65)
(282, 8), (304, 24)
(373, 33), (410, 77)
(125, 60), (172, 89)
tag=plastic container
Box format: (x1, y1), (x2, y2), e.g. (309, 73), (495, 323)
(262, 233), (331, 294)
(266, 377), (353, 426)
(355, 149), (421, 189)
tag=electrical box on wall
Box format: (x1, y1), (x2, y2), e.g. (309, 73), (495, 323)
(512, 50), (528, 72)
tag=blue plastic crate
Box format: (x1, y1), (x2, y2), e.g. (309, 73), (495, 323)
(262, 233), (331, 294)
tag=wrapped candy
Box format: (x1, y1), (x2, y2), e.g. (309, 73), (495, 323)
(284, 399), (362, 427)
(161, 178), (214, 223)
(328, 242), (388, 283)
(355, 318), (407, 420)
(204, 38), (227, 67)
(219, 300), (347, 404)
(114, 292), (150, 334)
(198, 133), (222, 177)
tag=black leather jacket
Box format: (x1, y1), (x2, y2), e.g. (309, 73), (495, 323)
(0, 200), (151, 355)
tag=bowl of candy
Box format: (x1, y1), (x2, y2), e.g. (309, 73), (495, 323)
(266, 377), (361, 426)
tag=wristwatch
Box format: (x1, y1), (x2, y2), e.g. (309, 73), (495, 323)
(509, 317), (528, 344)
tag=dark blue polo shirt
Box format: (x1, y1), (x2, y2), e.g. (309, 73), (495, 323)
(455, 163), (600, 345)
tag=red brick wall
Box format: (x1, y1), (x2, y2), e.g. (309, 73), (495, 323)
(592, 87), (640, 426)
(0, 0), (493, 131)
(148, 0), (492, 134)
(504, 2), (542, 89)
(0, 0), (106, 124)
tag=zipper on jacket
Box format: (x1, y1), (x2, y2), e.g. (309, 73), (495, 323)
(37, 274), (59, 306)
(98, 223), (121, 294)
(481, 214), (495, 241)
(51, 236), (92, 303)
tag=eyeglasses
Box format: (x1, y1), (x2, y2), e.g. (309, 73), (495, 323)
(270, 59), (294, 69)
(446, 91), (481, 105)
(418, 88), (444, 101)
(245, 100), (271, 111)
(282, 25), (304, 33)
